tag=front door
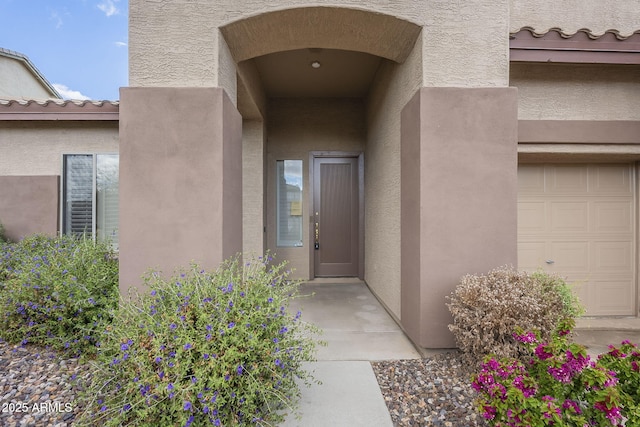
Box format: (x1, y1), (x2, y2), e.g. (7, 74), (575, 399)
(313, 156), (360, 277)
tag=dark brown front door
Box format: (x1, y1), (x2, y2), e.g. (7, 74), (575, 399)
(313, 157), (359, 277)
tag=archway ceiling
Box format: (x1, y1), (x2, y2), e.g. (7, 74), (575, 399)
(251, 48), (382, 98)
(221, 7), (421, 64)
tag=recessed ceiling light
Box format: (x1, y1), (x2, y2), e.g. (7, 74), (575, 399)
(310, 61), (321, 69)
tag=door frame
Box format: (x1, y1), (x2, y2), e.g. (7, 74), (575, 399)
(308, 151), (364, 279)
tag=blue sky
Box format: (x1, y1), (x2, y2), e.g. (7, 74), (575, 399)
(0, 0), (127, 100)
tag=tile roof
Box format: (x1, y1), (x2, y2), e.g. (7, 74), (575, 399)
(510, 27), (640, 64)
(512, 27), (640, 40)
(0, 99), (119, 121)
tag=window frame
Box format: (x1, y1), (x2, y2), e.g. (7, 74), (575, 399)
(276, 159), (304, 248)
(60, 153), (119, 248)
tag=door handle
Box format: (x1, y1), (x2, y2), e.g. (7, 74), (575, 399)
(546, 260), (555, 264)
(314, 212), (319, 250)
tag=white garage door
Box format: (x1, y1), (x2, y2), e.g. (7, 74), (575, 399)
(518, 164), (636, 316)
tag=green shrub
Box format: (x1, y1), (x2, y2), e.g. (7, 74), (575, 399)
(530, 270), (585, 319)
(0, 234), (119, 356)
(447, 267), (582, 367)
(0, 221), (7, 243)
(598, 340), (640, 424)
(77, 254), (322, 426)
(473, 322), (624, 426)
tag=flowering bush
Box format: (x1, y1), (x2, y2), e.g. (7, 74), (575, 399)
(0, 234), (118, 356)
(598, 340), (640, 424)
(77, 254), (322, 426)
(472, 320), (624, 426)
(447, 267), (582, 367)
(0, 221), (7, 243)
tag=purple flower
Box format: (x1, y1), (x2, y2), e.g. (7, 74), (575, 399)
(155, 356), (162, 363)
(170, 323), (177, 330)
(183, 401), (192, 411)
(237, 365), (244, 375)
(167, 383), (174, 391)
(184, 415), (194, 427)
(183, 342), (193, 350)
(228, 322), (235, 329)
(513, 331), (537, 344)
(482, 405), (496, 420)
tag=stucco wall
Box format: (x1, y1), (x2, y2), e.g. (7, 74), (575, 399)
(0, 175), (59, 241)
(130, 1), (510, 90)
(422, 0), (509, 87)
(243, 119), (267, 257)
(0, 57), (53, 100)
(510, 0), (640, 35)
(0, 122), (119, 175)
(511, 64), (640, 121)
(119, 88), (242, 292)
(365, 36), (423, 319)
(266, 98), (366, 279)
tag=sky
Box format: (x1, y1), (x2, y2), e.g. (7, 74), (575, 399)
(0, 0), (127, 100)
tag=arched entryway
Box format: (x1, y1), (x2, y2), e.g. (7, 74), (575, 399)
(220, 7), (422, 286)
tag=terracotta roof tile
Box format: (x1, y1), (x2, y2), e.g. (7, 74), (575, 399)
(510, 27), (640, 64)
(511, 27), (640, 41)
(0, 98), (119, 120)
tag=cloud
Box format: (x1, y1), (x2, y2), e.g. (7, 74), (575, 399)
(53, 84), (91, 100)
(50, 11), (64, 29)
(115, 41), (128, 48)
(98, 0), (120, 17)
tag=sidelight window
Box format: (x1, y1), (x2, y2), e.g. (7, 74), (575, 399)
(276, 160), (303, 247)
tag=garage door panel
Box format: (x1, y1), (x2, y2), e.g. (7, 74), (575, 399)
(518, 202), (546, 233)
(590, 280), (635, 315)
(593, 241), (633, 272)
(550, 241), (589, 271)
(518, 241), (547, 270)
(593, 201), (633, 233)
(547, 165), (589, 194)
(551, 202), (588, 233)
(518, 163), (636, 317)
(518, 164), (545, 192)
(591, 165), (632, 194)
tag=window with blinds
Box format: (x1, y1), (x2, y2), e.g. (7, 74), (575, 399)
(276, 160), (303, 247)
(63, 155), (93, 237)
(62, 154), (119, 249)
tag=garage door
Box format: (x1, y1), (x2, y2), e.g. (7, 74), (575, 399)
(518, 164), (636, 316)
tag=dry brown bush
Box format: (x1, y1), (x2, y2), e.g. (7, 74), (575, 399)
(447, 267), (572, 367)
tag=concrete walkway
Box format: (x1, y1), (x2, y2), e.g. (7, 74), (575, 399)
(280, 280), (640, 426)
(575, 316), (640, 357)
(281, 280), (419, 427)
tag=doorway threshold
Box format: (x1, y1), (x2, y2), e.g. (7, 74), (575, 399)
(306, 277), (363, 284)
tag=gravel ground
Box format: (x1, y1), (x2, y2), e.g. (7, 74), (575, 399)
(0, 341), (83, 427)
(1, 340), (486, 427)
(372, 352), (488, 427)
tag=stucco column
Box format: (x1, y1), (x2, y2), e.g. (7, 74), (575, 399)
(401, 87), (518, 348)
(119, 87), (242, 293)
